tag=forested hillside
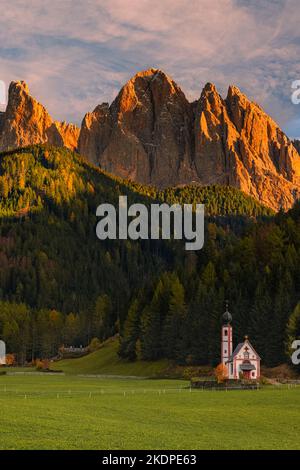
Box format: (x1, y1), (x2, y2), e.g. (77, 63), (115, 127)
(0, 145), (299, 367)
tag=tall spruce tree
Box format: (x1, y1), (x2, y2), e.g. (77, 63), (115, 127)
(119, 299), (140, 360)
(162, 275), (187, 362)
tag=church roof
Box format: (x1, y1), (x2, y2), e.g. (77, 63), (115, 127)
(227, 339), (261, 362)
(228, 343), (244, 361)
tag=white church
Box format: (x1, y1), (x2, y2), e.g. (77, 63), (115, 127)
(221, 304), (261, 380)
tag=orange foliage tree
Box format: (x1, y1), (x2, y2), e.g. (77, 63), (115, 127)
(5, 354), (16, 366)
(214, 363), (228, 383)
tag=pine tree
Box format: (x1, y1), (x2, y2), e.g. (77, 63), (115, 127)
(119, 299), (140, 360)
(163, 275), (186, 362)
(249, 281), (273, 365)
(141, 306), (162, 360)
(185, 280), (209, 364)
(92, 294), (112, 341)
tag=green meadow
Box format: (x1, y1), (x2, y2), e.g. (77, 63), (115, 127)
(1, 373), (300, 450)
(56, 339), (169, 377)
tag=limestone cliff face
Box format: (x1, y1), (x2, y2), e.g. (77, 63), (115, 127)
(79, 69), (300, 211)
(79, 69), (196, 187)
(194, 83), (300, 210)
(193, 83), (239, 187)
(54, 121), (80, 151)
(0, 81), (79, 152)
(78, 103), (112, 166)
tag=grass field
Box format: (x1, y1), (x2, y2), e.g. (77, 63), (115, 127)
(1, 374), (300, 450)
(55, 339), (169, 377)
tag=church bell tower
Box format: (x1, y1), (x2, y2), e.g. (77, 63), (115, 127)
(221, 302), (233, 368)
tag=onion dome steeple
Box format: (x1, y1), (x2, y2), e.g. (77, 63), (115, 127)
(222, 300), (232, 324)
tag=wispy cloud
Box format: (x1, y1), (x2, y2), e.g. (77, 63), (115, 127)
(0, 0), (299, 135)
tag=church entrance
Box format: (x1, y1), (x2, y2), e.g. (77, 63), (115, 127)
(243, 370), (250, 379)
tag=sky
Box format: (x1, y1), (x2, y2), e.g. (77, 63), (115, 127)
(0, 0), (300, 137)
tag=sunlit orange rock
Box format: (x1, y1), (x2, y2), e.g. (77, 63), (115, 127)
(194, 82), (300, 210)
(79, 69), (196, 187)
(0, 81), (79, 152)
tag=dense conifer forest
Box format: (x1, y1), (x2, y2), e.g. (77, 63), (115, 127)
(0, 145), (299, 367)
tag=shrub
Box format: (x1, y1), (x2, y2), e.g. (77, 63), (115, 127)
(36, 359), (50, 371)
(88, 337), (102, 352)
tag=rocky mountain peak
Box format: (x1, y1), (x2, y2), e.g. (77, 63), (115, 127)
(9, 80), (30, 96)
(113, 68), (185, 118)
(0, 81), (79, 152)
(198, 82), (225, 115)
(227, 84), (243, 98)
(202, 82), (218, 93)
(79, 68), (195, 187)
